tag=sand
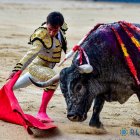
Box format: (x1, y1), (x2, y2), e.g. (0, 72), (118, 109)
(0, 0), (140, 139)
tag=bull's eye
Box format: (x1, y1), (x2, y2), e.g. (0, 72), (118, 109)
(75, 84), (82, 92)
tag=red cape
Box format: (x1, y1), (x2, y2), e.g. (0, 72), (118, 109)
(0, 70), (57, 134)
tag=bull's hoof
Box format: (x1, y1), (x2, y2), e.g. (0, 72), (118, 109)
(89, 120), (104, 129)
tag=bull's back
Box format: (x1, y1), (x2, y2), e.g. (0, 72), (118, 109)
(82, 22), (140, 87)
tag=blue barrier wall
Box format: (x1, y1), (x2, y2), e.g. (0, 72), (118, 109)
(94, 0), (140, 2)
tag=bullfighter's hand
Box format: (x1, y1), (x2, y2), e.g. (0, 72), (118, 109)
(7, 71), (17, 81)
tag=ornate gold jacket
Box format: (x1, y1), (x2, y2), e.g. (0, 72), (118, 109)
(13, 23), (68, 72)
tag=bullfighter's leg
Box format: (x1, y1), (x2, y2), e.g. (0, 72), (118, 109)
(89, 95), (105, 128)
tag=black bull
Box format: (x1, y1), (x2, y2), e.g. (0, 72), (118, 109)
(59, 22), (140, 128)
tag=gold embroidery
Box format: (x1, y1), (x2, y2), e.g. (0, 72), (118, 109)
(52, 47), (61, 52)
(29, 64), (58, 90)
(53, 53), (61, 58)
(38, 55), (61, 62)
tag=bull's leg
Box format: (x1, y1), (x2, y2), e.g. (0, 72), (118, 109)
(131, 86), (140, 102)
(89, 95), (105, 128)
(136, 90), (140, 102)
(136, 94), (140, 102)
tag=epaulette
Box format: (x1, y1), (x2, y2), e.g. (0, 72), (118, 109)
(61, 22), (68, 34)
(28, 27), (48, 45)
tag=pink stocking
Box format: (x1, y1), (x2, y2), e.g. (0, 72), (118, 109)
(36, 90), (54, 123)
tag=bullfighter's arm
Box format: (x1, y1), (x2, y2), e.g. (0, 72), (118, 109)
(13, 40), (43, 71)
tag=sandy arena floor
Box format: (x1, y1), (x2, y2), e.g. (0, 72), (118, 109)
(0, 0), (140, 139)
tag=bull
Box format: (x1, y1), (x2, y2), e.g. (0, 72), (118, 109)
(30, 21), (140, 128)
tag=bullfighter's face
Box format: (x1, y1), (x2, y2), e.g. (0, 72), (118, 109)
(60, 66), (94, 122)
(47, 24), (60, 37)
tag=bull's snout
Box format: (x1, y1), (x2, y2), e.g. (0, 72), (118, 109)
(67, 112), (87, 122)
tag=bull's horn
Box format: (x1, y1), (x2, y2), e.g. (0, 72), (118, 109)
(29, 74), (60, 88)
(78, 64), (93, 73)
